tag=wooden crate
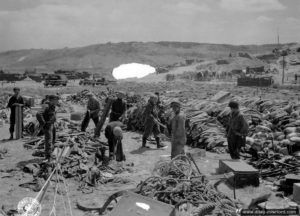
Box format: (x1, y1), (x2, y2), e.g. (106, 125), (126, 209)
(219, 159), (259, 188)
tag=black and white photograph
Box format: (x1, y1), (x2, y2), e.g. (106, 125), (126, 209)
(0, 0), (300, 215)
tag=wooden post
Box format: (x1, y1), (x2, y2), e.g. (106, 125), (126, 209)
(94, 97), (113, 137)
(15, 104), (23, 139)
(282, 55), (285, 85)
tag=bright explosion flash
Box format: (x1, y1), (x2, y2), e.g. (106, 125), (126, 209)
(112, 63), (156, 80)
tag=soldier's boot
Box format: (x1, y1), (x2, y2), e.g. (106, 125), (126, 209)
(9, 133), (13, 140)
(156, 137), (166, 149)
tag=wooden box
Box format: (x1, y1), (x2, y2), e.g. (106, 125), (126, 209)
(219, 159), (259, 188)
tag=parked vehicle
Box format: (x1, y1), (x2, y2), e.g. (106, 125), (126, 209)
(79, 79), (95, 86)
(44, 74), (68, 87)
(79, 78), (115, 86)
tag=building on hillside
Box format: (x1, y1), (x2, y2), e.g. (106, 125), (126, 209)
(246, 66), (265, 74)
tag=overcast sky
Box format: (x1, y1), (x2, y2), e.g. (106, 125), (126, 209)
(0, 0), (299, 51)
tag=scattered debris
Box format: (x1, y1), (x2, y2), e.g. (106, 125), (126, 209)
(136, 155), (240, 215)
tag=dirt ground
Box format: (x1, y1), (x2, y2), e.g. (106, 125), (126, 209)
(0, 80), (298, 215)
(0, 122), (276, 216)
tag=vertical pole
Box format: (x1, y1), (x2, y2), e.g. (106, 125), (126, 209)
(233, 175), (236, 200)
(282, 55), (285, 85)
(15, 105), (23, 139)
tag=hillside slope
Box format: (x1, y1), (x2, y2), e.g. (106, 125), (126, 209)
(0, 42), (297, 78)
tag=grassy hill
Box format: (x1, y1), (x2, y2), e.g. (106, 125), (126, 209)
(0, 41), (297, 78)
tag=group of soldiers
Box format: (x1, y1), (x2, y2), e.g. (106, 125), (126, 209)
(6, 88), (249, 164)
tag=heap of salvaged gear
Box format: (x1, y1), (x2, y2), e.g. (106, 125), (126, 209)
(248, 154), (300, 179)
(66, 89), (108, 105)
(126, 96), (175, 132)
(136, 155), (239, 216)
(23, 120), (130, 193)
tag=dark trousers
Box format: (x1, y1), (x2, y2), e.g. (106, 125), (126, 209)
(44, 124), (56, 159)
(81, 111), (99, 132)
(142, 120), (160, 140)
(105, 127), (115, 155)
(9, 116), (23, 135)
(109, 112), (122, 122)
(104, 127), (125, 161)
(227, 134), (246, 159)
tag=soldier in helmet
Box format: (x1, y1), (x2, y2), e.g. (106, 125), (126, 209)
(36, 95), (59, 161)
(104, 121), (125, 161)
(142, 94), (166, 149)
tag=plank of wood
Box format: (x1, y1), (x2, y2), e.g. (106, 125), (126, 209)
(15, 105), (23, 139)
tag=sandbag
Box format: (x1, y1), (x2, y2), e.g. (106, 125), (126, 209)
(284, 127), (297, 134)
(290, 137), (300, 143)
(273, 132), (283, 138)
(287, 132), (300, 139)
(292, 110), (300, 118)
(281, 139), (291, 146)
(256, 125), (271, 132)
(277, 134), (285, 141)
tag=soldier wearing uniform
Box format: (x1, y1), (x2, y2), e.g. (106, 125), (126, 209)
(36, 95), (59, 161)
(226, 101), (249, 159)
(81, 92), (100, 132)
(109, 91), (127, 122)
(169, 101), (186, 158)
(7, 87), (24, 140)
(142, 94), (166, 149)
(104, 121), (125, 161)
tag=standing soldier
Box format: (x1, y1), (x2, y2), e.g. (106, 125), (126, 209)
(7, 87), (24, 140)
(81, 92), (100, 132)
(226, 101), (249, 159)
(36, 95), (59, 161)
(169, 101), (186, 158)
(109, 91), (127, 122)
(155, 92), (161, 107)
(142, 94), (166, 149)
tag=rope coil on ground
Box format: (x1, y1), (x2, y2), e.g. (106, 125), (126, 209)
(136, 154), (238, 215)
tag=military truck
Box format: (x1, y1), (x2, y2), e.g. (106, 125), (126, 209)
(79, 78), (113, 86)
(44, 74), (68, 87)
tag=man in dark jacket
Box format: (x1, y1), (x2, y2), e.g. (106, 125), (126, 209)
(142, 94), (166, 149)
(81, 92), (100, 132)
(7, 87), (24, 140)
(104, 121), (125, 161)
(36, 95), (59, 161)
(226, 101), (249, 159)
(109, 91), (127, 122)
(169, 101), (186, 159)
